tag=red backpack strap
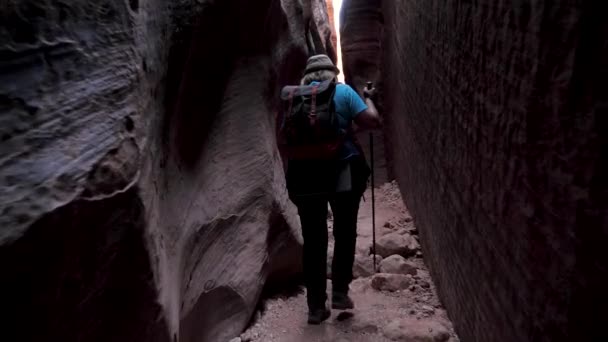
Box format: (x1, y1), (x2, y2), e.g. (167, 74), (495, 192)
(310, 85), (318, 116)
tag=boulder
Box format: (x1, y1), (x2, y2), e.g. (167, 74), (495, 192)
(371, 273), (413, 292)
(383, 318), (450, 342)
(376, 233), (420, 258)
(379, 255), (418, 275)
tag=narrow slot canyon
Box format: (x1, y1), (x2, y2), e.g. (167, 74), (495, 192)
(0, 1), (606, 342)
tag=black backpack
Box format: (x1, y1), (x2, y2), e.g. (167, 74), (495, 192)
(279, 80), (345, 160)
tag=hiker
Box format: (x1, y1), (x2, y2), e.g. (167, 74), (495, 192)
(278, 54), (382, 324)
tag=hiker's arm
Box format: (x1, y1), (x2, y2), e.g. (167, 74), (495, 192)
(354, 88), (382, 130)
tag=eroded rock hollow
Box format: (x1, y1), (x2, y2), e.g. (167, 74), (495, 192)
(340, 1), (607, 342)
(0, 0), (335, 341)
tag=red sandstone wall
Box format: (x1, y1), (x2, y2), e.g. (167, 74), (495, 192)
(342, 0), (608, 341)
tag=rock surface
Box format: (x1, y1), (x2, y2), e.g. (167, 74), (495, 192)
(341, 0), (608, 341)
(0, 1), (335, 341)
(383, 318), (450, 342)
(380, 255), (417, 276)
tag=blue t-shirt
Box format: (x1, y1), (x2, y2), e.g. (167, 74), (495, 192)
(311, 82), (368, 160)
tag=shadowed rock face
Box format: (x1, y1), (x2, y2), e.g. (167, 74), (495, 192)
(0, 0), (334, 341)
(339, 0), (391, 183)
(339, 0), (382, 91)
(341, 1), (608, 342)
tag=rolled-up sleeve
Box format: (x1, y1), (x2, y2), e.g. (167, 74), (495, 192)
(346, 85), (368, 118)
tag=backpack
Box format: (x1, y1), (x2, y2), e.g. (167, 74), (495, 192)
(279, 80), (345, 160)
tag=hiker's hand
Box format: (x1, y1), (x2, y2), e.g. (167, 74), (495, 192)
(363, 86), (377, 100)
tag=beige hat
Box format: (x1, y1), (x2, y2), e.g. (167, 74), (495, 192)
(304, 54), (340, 75)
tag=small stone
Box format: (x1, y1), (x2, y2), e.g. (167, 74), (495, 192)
(379, 254), (418, 275)
(383, 318), (450, 342)
(229, 338), (241, 342)
(383, 221), (393, 229)
(404, 216), (413, 223)
(416, 250), (423, 258)
(371, 273), (413, 292)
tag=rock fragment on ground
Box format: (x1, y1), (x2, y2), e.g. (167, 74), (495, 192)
(376, 233), (420, 257)
(371, 273), (413, 292)
(379, 255), (417, 275)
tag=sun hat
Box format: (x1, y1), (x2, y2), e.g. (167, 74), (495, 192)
(304, 54), (340, 75)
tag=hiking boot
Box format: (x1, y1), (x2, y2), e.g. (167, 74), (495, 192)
(332, 292), (354, 310)
(307, 307), (331, 325)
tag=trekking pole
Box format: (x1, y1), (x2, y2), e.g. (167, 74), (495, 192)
(366, 81), (377, 273)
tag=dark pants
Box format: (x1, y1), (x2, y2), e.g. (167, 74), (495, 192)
(288, 156), (369, 311)
(295, 191), (362, 310)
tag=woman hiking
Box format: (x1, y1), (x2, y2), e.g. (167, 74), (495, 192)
(279, 54), (382, 324)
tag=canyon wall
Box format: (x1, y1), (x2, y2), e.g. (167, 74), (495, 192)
(0, 0), (334, 341)
(339, 0), (390, 183)
(341, 1), (608, 341)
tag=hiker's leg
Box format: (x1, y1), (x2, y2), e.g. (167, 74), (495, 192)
(329, 191), (361, 294)
(296, 196), (329, 311)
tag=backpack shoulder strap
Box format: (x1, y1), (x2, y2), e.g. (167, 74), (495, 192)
(280, 80), (334, 99)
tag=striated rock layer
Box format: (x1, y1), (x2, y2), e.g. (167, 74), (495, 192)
(0, 0), (335, 341)
(341, 1), (608, 341)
